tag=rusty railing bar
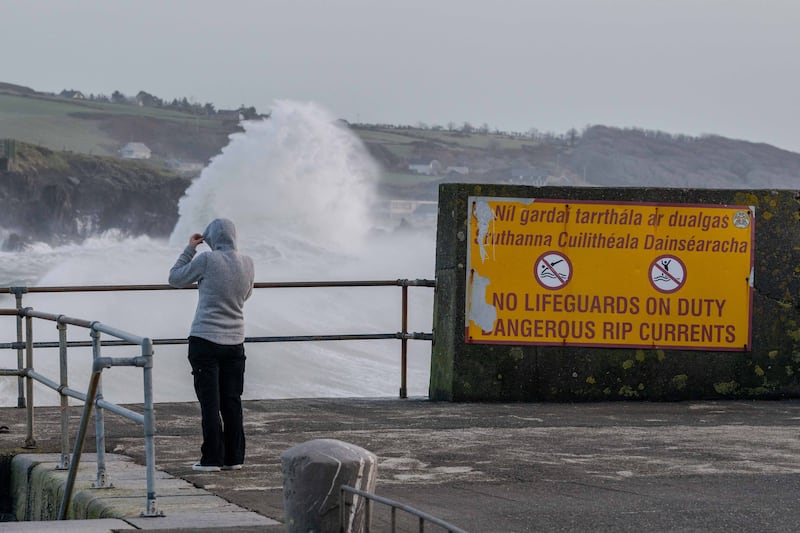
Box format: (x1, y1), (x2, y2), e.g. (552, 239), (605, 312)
(1, 279), (435, 294)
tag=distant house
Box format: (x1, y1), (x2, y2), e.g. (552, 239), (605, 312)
(59, 89), (86, 100)
(118, 142), (152, 160)
(408, 159), (441, 176)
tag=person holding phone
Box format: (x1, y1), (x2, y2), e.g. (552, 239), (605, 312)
(169, 218), (255, 472)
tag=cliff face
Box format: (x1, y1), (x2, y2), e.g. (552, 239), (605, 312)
(0, 143), (192, 249)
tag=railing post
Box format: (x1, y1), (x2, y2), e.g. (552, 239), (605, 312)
(91, 327), (111, 488)
(140, 336), (162, 517)
(56, 320), (70, 470)
(400, 280), (408, 399)
(12, 287), (26, 408)
(24, 314), (35, 448)
(58, 369), (101, 520)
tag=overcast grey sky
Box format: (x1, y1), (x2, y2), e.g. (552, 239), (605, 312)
(4, 0), (800, 152)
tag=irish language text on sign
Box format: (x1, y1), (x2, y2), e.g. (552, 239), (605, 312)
(466, 197), (754, 351)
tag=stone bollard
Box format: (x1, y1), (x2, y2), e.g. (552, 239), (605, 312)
(281, 438), (378, 533)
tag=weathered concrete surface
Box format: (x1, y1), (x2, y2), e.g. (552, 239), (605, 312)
(2, 398), (800, 532)
(433, 184), (800, 401)
(8, 452), (277, 528)
(2, 518), (135, 532)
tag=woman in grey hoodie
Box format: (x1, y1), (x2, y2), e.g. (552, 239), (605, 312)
(169, 218), (255, 472)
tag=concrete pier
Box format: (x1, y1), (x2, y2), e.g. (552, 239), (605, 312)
(1, 398), (800, 532)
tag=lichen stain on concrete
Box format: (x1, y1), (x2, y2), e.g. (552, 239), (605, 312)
(786, 324), (800, 343)
(714, 381), (739, 395)
(734, 192), (761, 208)
(672, 374), (689, 391)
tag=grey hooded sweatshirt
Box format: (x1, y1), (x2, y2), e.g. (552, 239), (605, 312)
(169, 218), (255, 345)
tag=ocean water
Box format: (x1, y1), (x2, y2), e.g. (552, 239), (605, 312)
(0, 101), (436, 406)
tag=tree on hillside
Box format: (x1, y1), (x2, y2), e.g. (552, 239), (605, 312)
(136, 90), (163, 107)
(238, 105), (258, 120)
(111, 90), (128, 104)
(567, 128), (580, 146)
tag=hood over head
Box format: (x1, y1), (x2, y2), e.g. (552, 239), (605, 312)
(202, 218), (238, 251)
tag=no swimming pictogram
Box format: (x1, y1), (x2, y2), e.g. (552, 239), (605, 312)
(534, 251), (572, 290)
(649, 254), (686, 293)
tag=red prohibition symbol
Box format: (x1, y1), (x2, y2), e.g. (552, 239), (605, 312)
(649, 254), (686, 294)
(534, 251), (572, 290)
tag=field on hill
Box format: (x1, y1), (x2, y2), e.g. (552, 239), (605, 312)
(0, 90), (240, 163)
(0, 87), (575, 196)
(3, 82), (800, 193)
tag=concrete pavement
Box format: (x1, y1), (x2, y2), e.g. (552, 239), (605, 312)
(2, 398), (800, 532)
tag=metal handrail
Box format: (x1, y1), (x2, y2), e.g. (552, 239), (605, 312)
(0, 307), (160, 519)
(340, 485), (468, 533)
(0, 280), (435, 519)
(1, 279), (435, 399)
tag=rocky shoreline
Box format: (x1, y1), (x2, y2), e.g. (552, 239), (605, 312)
(0, 143), (192, 249)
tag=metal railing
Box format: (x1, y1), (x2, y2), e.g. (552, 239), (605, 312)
(0, 280), (435, 518)
(0, 306), (159, 519)
(340, 485), (467, 533)
(2, 279), (435, 400)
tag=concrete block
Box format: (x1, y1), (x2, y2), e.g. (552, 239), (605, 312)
(281, 438), (377, 533)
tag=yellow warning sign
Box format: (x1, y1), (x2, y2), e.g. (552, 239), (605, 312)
(466, 197), (754, 350)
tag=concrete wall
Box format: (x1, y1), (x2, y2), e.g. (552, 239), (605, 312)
(430, 184), (800, 401)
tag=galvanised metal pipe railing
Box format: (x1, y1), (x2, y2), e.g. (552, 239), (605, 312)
(0, 307), (160, 519)
(1, 279), (435, 399)
(0, 280), (434, 520)
(339, 485), (467, 533)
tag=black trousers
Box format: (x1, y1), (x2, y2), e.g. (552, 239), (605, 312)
(188, 336), (246, 467)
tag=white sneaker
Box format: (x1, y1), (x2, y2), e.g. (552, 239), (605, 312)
(222, 464), (243, 471)
(192, 462), (221, 472)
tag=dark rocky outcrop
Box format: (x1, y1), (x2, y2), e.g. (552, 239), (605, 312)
(0, 143), (192, 248)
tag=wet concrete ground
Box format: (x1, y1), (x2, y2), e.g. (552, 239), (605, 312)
(2, 398), (800, 532)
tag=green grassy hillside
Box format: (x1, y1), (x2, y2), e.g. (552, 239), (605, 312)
(0, 89), (241, 163)
(4, 81), (800, 194)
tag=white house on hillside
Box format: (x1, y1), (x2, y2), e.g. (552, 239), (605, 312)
(118, 142), (152, 160)
(408, 159), (442, 176)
